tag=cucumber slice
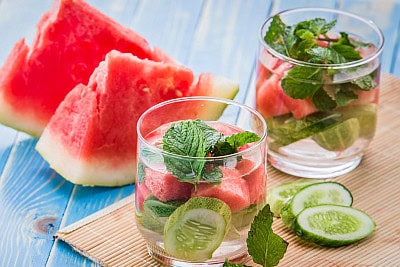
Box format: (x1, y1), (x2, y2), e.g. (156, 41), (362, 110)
(141, 197), (184, 233)
(267, 179), (324, 217)
(281, 182), (353, 229)
(164, 197), (231, 261)
(294, 204), (376, 247)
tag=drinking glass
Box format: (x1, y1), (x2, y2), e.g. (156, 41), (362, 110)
(256, 8), (384, 178)
(135, 96), (267, 266)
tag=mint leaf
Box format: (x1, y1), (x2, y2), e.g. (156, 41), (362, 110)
(296, 18), (336, 36)
(264, 16), (296, 57)
(351, 74), (376, 91)
(201, 165), (223, 184)
(162, 120), (207, 184)
(194, 120), (224, 149)
(281, 66), (323, 99)
(312, 87), (337, 111)
(264, 15), (378, 112)
(268, 112), (341, 147)
(334, 87), (358, 106)
(223, 259), (251, 267)
(247, 204), (288, 267)
(307, 47), (347, 64)
(225, 131), (261, 151)
(162, 120), (261, 185)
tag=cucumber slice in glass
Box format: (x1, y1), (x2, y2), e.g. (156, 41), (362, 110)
(164, 197), (231, 261)
(267, 179), (324, 217)
(281, 182), (353, 229)
(294, 204), (376, 247)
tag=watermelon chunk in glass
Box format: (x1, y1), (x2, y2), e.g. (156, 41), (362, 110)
(144, 169), (193, 202)
(192, 167), (251, 212)
(0, 0), (164, 137)
(35, 50), (239, 186)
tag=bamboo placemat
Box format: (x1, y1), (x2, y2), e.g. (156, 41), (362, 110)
(55, 73), (400, 266)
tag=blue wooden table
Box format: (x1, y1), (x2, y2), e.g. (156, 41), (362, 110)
(0, 0), (399, 266)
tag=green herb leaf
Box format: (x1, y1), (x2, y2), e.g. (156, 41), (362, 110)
(307, 47), (347, 64)
(162, 120), (207, 184)
(264, 15), (296, 57)
(223, 259), (251, 267)
(162, 120), (261, 185)
(281, 66), (323, 99)
(264, 15), (378, 112)
(246, 204), (288, 267)
(225, 131), (261, 151)
(312, 87), (337, 111)
(334, 87), (358, 106)
(296, 18), (336, 36)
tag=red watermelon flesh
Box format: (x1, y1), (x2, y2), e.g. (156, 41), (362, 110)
(236, 159), (266, 204)
(136, 181), (152, 211)
(0, 0), (162, 137)
(144, 169), (193, 202)
(35, 50), (195, 186)
(192, 167), (251, 212)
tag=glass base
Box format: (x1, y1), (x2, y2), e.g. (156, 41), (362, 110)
(147, 243), (250, 267)
(268, 151), (363, 179)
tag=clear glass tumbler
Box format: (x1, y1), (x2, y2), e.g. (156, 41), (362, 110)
(256, 8), (384, 178)
(135, 96), (267, 266)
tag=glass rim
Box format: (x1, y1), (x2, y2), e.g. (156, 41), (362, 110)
(258, 7), (385, 69)
(137, 96), (267, 160)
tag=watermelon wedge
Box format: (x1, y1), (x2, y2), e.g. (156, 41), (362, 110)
(35, 50), (239, 186)
(0, 0), (164, 137)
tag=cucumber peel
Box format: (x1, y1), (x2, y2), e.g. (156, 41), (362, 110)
(294, 204), (376, 247)
(267, 179), (324, 217)
(164, 197), (231, 261)
(281, 181), (353, 229)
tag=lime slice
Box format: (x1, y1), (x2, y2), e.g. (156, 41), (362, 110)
(294, 204), (376, 247)
(280, 182), (353, 229)
(164, 197), (231, 261)
(312, 118), (360, 151)
(338, 104), (377, 138)
(267, 179), (324, 217)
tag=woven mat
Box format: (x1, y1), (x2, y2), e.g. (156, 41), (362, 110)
(55, 73), (400, 266)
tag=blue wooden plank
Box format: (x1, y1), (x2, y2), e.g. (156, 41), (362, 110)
(0, 0), (53, 64)
(270, 0), (338, 13)
(187, 0), (272, 104)
(0, 136), (74, 267)
(86, 0), (140, 26)
(47, 185), (133, 266)
(130, 0), (204, 64)
(339, 0), (400, 75)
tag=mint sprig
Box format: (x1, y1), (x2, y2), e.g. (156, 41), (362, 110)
(223, 205), (288, 267)
(162, 120), (260, 185)
(264, 16), (376, 111)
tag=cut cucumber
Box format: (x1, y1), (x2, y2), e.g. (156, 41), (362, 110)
(141, 197), (184, 233)
(280, 182), (353, 229)
(164, 197), (231, 261)
(294, 204), (376, 247)
(267, 179), (324, 217)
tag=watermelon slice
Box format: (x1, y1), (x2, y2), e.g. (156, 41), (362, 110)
(0, 0), (163, 137)
(35, 50), (239, 186)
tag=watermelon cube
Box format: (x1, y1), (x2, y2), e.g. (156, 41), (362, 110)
(237, 159), (266, 204)
(192, 167), (251, 212)
(144, 168), (193, 202)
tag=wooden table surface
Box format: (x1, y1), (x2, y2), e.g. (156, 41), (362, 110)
(0, 0), (399, 266)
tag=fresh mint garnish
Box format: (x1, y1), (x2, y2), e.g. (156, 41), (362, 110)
(223, 204), (288, 267)
(162, 120), (260, 186)
(264, 16), (376, 112)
